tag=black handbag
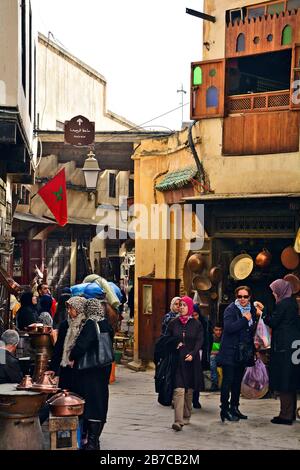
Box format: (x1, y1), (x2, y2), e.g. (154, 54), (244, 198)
(234, 311), (255, 366)
(234, 342), (254, 366)
(77, 321), (114, 370)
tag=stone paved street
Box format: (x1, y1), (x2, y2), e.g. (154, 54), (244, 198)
(103, 365), (300, 451)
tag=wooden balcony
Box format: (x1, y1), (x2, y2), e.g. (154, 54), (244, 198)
(226, 89), (290, 113)
(225, 9), (300, 58)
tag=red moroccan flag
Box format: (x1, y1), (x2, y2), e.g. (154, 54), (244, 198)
(38, 168), (68, 226)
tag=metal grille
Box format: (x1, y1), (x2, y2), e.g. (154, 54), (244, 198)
(228, 97), (251, 111)
(253, 96), (267, 109)
(268, 93), (290, 107)
(216, 216), (295, 233)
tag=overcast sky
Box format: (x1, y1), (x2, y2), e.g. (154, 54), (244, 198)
(31, 0), (204, 131)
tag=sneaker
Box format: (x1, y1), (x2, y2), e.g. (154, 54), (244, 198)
(172, 422), (183, 431)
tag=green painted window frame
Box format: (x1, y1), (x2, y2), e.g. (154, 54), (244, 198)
(282, 25), (292, 45)
(193, 66), (202, 86)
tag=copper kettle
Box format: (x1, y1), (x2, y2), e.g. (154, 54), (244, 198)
(255, 248), (272, 268)
(47, 390), (85, 417)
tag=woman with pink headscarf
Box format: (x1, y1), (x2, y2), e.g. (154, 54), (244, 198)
(165, 295), (203, 431)
(263, 279), (300, 425)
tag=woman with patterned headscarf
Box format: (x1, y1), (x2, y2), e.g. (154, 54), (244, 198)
(49, 296), (87, 392)
(161, 297), (181, 335)
(69, 298), (114, 450)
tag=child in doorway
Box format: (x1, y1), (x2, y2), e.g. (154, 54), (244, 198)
(210, 324), (223, 391)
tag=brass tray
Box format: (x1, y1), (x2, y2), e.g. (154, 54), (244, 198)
(30, 385), (60, 394)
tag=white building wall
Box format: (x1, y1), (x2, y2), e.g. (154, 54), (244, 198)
(37, 34), (134, 132)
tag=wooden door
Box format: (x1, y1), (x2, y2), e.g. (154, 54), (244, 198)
(21, 240), (45, 285)
(138, 278), (180, 361)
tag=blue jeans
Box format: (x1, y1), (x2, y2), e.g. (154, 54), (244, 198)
(210, 354), (218, 386)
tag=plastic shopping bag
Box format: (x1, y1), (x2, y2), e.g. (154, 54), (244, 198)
(242, 358), (269, 391)
(254, 317), (271, 349)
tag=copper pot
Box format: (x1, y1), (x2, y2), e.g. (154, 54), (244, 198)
(192, 276), (212, 291)
(27, 324), (52, 334)
(47, 390), (85, 417)
(283, 274), (300, 294)
(229, 253), (254, 280)
(16, 376), (33, 390)
(187, 253), (206, 273)
(255, 248), (272, 268)
(281, 246), (299, 270)
(0, 386), (47, 418)
(209, 266), (223, 284)
(36, 371), (57, 387)
(30, 334), (53, 349)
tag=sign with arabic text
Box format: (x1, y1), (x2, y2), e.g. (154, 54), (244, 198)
(64, 115), (95, 146)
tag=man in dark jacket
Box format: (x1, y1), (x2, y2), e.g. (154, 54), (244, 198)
(0, 330), (23, 384)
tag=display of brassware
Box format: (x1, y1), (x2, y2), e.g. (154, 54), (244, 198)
(16, 372), (60, 394)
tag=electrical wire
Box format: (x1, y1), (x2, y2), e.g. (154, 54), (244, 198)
(94, 102), (190, 146)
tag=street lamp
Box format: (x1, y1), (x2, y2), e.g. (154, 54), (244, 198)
(82, 150), (101, 201)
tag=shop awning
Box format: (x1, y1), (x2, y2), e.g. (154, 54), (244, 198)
(14, 212), (56, 224)
(183, 193), (300, 202)
(14, 212), (134, 235)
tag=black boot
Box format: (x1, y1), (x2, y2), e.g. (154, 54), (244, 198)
(80, 418), (88, 449)
(220, 410), (239, 422)
(230, 406), (248, 420)
(193, 391), (201, 409)
(85, 420), (104, 450)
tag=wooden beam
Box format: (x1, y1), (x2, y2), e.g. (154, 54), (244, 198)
(186, 8), (216, 23)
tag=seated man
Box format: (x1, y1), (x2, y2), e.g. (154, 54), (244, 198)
(0, 330), (23, 384)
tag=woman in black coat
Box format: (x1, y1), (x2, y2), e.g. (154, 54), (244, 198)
(50, 296), (87, 395)
(264, 279), (300, 425)
(217, 286), (259, 422)
(16, 292), (39, 330)
(69, 298), (113, 450)
(166, 296), (203, 431)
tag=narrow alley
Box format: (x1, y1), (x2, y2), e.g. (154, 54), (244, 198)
(103, 366), (300, 451)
